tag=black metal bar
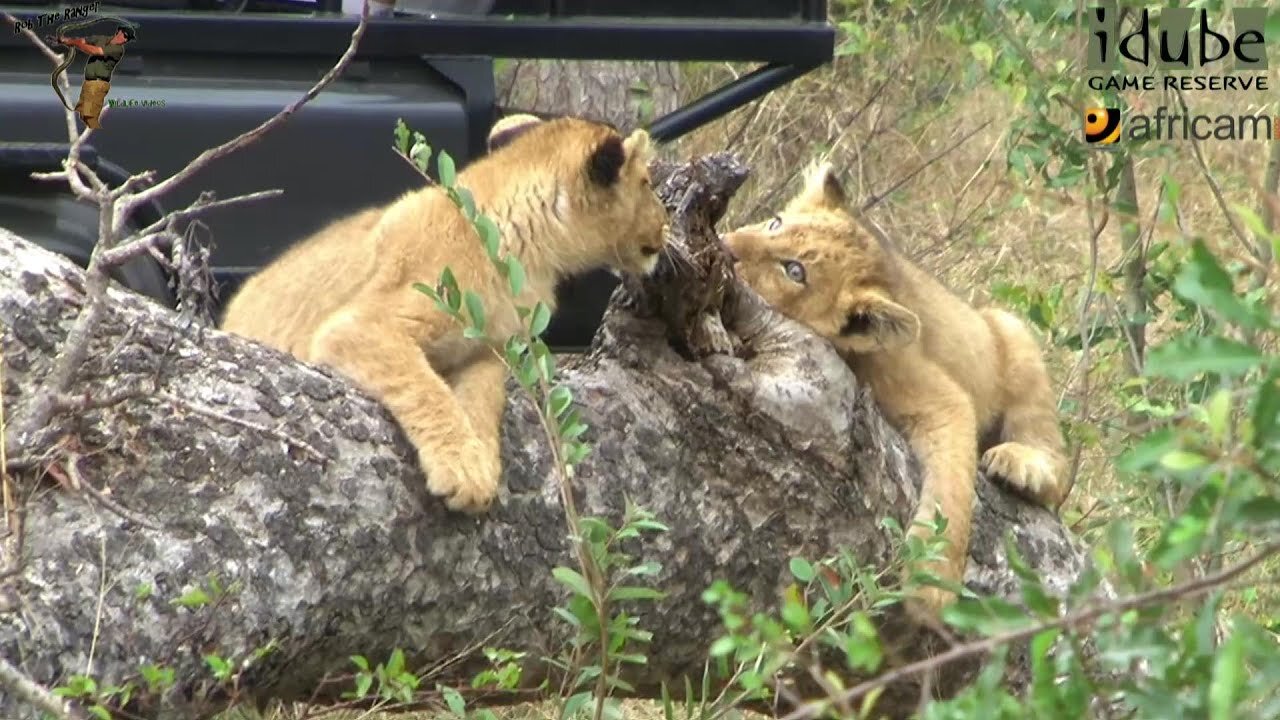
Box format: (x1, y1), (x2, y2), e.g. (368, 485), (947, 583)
(0, 10), (836, 65)
(645, 61), (820, 144)
(0, 142), (168, 228)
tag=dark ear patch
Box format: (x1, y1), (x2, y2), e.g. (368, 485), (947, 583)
(839, 311), (875, 337)
(823, 171), (848, 208)
(587, 135), (626, 187)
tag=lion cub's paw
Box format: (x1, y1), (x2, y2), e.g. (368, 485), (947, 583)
(420, 437), (500, 515)
(980, 442), (1060, 508)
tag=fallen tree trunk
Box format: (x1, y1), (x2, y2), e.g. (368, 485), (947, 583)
(0, 154), (1088, 720)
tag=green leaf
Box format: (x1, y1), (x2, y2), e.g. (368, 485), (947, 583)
(1145, 334), (1265, 381)
(410, 140), (432, 173)
(609, 585), (667, 602)
(565, 439), (592, 465)
(845, 612), (882, 672)
(463, 290), (486, 333)
(475, 215), (502, 260)
(455, 186), (476, 220)
(561, 691), (593, 720)
(551, 566), (594, 599)
(506, 257), (526, 296)
(1238, 497), (1280, 526)
(350, 655), (370, 671)
(88, 706), (112, 720)
(203, 654), (231, 679)
(386, 648), (406, 677)
(1251, 369), (1280, 449)
(1172, 239), (1269, 329)
(172, 588), (210, 609)
(548, 386), (573, 418)
(708, 636), (736, 658)
(440, 684), (467, 717)
(1159, 450), (1209, 472)
(438, 267), (462, 314)
(393, 118), (411, 155)
(437, 150), (457, 187)
(530, 302), (552, 337)
(969, 41), (995, 70)
(788, 557), (815, 583)
(1205, 389), (1231, 444)
(1209, 629), (1245, 720)
(1116, 428), (1180, 473)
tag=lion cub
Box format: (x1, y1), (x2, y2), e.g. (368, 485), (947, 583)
(221, 116), (669, 514)
(722, 162), (1069, 619)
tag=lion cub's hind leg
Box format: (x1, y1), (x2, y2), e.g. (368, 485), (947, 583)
(978, 308), (1069, 510)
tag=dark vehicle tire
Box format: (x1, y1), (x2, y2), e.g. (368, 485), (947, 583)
(0, 191), (174, 306)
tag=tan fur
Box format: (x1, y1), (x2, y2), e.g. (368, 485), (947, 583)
(721, 161), (1069, 621)
(221, 116), (668, 513)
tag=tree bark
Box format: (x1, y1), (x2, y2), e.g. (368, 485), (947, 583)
(496, 59), (681, 132)
(0, 154), (1088, 720)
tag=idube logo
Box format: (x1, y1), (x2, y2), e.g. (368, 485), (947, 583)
(1086, 1), (1270, 92)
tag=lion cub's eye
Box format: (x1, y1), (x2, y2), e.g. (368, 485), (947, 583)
(767, 215), (783, 231)
(781, 259), (806, 284)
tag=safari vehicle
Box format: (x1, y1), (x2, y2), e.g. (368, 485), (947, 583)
(0, 0), (834, 349)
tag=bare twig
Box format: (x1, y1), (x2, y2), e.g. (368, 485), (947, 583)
(0, 654), (86, 720)
(59, 454), (161, 531)
(861, 122), (992, 212)
(113, 0), (371, 235)
(1171, 88), (1259, 264)
(159, 392), (330, 463)
(2, 2), (369, 461)
(780, 541), (1280, 720)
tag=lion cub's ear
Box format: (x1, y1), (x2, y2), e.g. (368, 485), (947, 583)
(622, 128), (654, 165)
(488, 114), (544, 152)
(789, 160), (849, 212)
(838, 289), (921, 352)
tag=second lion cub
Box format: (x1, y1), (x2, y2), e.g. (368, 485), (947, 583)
(722, 161), (1069, 620)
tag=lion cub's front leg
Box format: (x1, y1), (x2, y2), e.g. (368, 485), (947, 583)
(448, 353), (509, 482)
(308, 307), (499, 513)
(979, 308), (1069, 510)
(870, 359), (978, 623)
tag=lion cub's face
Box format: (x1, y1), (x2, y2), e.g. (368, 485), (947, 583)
(721, 162), (921, 355)
(487, 114), (668, 278)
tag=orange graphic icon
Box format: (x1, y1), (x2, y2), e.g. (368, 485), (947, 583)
(1083, 107), (1121, 145)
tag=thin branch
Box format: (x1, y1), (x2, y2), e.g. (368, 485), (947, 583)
(60, 454), (161, 531)
(114, 0), (371, 235)
(159, 393), (330, 464)
(133, 188), (285, 242)
(861, 121), (992, 212)
(0, 654), (86, 720)
(1171, 88), (1259, 263)
(780, 541), (1280, 720)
